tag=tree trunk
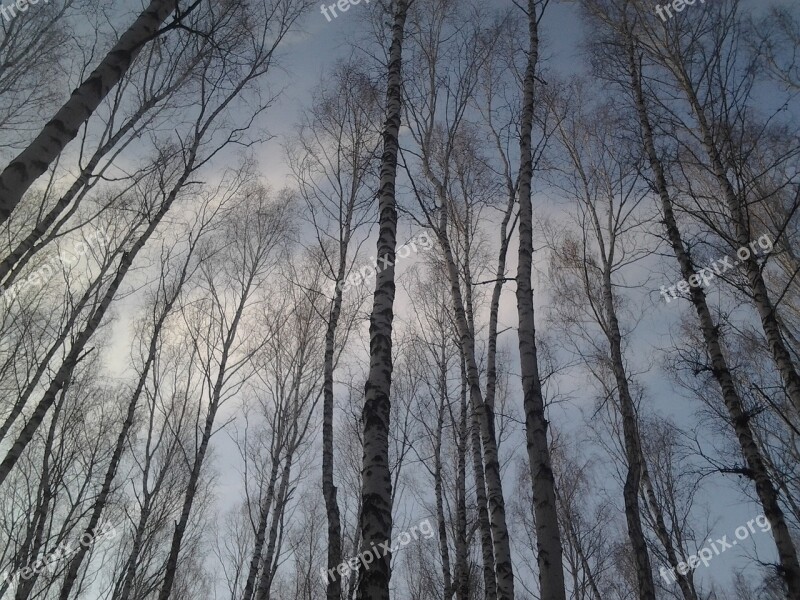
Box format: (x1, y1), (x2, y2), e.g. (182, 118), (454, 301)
(436, 217), (515, 599)
(454, 374), (469, 600)
(0, 62), (197, 285)
(462, 348), (496, 599)
(434, 348), (453, 600)
(254, 447), (296, 600)
(356, 2), (409, 597)
(0, 0), (182, 223)
(515, 2), (566, 598)
(242, 453), (283, 600)
(600, 268), (657, 600)
(624, 26), (800, 599)
(640, 463), (699, 600)
(670, 63), (800, 416)
(322, 240), (350, 600)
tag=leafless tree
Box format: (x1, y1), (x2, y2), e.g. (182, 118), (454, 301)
(287, 60), (381, 600)
(356, 1), (412, 598)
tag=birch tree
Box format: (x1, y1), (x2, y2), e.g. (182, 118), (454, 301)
(580, 1), (800, 595)
(547, 83), (657, 600)
(514, 1), (567, 596)
(288, 62), (381, 600)
(0, 0), (202, 223)
(357, 1), (411, 597)
(401, 2), (518, 594)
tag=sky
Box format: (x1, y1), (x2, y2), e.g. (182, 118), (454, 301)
(192, 0), (791, 592)
(218, 0), (787, 592)
(55, 0), (796, 594)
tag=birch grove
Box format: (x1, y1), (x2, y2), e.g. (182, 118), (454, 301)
(0, 0), (799, 598)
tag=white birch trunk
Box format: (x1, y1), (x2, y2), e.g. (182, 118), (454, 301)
(356, 2), (409, 597)
(515, 2), (566, 598)
(0, 0), (182, 223)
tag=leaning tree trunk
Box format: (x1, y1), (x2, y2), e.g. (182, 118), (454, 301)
(254, 445), (296, 600)
(624, 25), (800, 599)
(670, 64), (800, 416)
(242, 451), (283, 600)
(478, 134), (523, 600)
(434, 349), (453, 600)
(640, 463), (700, 600)
(57, 238), (197, 600)
(356, 1), (409, 598)
(515, 2), (567, 598)
(459, 347), (497, 599)
(0, 0), (184, 224)
(0, 59), (200, 285)
(454, 373), (469, 600)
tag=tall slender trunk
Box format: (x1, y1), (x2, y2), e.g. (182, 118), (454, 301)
(254, 446), (296, 600)
(625, 26), (800, 599)
(435, 347), (453, 600)
(454, 374), (469, 600)
(670, 63), (800, 416)
(423, 135), (514, 600)
(462, 348), (496, 599)
(322, 233), (352, 600)
(640, 464), (699, 600)
(356, 3), (409, 598)
(600, 268), (656, 600)
(437, 215), (515, 599)
(0, 62), (198, 285)
(58, 242), (196, 600)
(0, 0), (184, 223)
(242, 453), (283, 600)
(515, 2), (566, 598)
